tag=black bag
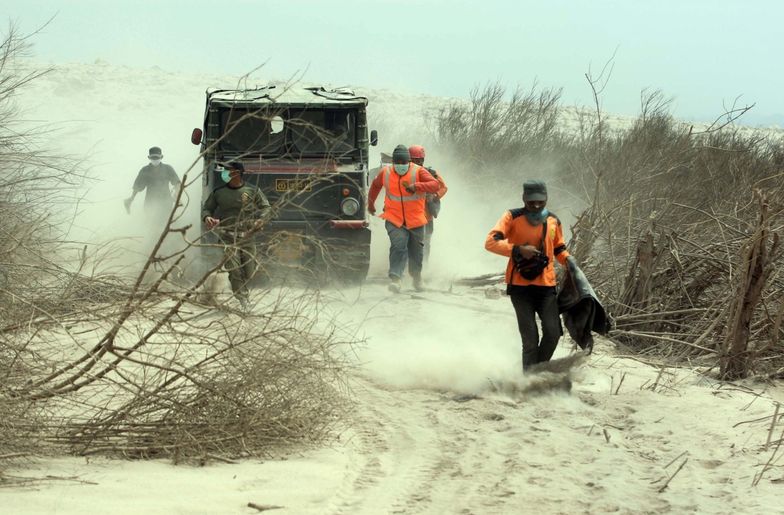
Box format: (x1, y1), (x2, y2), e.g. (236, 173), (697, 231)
(515, 252), (549, 280)
(512, 218), (550, 280)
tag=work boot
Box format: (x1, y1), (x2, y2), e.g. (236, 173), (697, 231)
(238, 296), (251, 312)
(412, 274), (424, 292)
(388, 277), (401, 293)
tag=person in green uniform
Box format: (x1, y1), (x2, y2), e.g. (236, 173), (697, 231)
(202, 161), (271, 308)
(124, 146), (180, 218)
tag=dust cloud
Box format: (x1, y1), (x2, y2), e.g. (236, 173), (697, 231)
(17, 59), (576, 393)
(16, 62), (207, 272)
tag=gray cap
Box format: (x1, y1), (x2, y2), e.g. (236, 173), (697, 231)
(392, 144), (410, 164)
(148, 146), (163, 158)
(523, 180), (547, 201)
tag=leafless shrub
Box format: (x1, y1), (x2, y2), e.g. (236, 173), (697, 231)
(2, 158), (355, 468)
(0, 22), (116, 472)
(1, 129), (355, 461)
(0, 42), (356, 475)
(565, 89), (784, 378)
(0, 337), (44, 467)
(436, 78), (784, 378)
(433, 81), (566, 193)
(31, 289), (353, 462)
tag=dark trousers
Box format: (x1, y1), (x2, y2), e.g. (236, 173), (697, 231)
(509, 286), (562, 370)
(385, 221), (425, 279)
(225, 242), (257, 301)
(219, 231), (258, 302)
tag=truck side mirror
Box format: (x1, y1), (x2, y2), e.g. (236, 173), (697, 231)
(370, 129), (378, 146)
(191, 128), (203, 145)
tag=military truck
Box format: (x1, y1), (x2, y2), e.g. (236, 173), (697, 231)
(191, 85), (377, 283)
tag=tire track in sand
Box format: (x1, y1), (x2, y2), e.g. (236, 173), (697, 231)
(324, 378), (535, 515)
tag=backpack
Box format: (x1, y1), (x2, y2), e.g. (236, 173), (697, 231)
(425, 167), (442, 218)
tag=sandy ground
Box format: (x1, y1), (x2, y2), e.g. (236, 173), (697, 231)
(2, 282), (783, 515)
(3, 59), (783, 514)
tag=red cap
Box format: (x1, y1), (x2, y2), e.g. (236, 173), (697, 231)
(408, 145), (425, 160)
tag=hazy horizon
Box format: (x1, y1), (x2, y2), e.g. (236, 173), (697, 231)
(4, 0), (784, 126)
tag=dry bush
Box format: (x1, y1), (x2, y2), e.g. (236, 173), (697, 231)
(0, 23), (108, 472)
(564, 91), (784, 378)
(0, 23), (128, 329)
(0, 140), (358, 462)
(0, 338), (44, 468)
(0, 43), (356, 474)
(436, 81), (784, 378)
(434, 82), (563, 162)
(3, 166), (355, 467)
(35, 291), (353, 462)
(4, 280), (354, 465)
(433, 81), (568, 193)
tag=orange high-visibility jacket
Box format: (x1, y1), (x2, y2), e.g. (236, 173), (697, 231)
(368, 163), (439, 229)
(485, 209), (570, 287)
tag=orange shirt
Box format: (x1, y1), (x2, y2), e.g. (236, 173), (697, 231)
(485, 209), (570, 287)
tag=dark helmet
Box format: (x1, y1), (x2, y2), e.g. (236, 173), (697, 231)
(392, 144), (410, 164)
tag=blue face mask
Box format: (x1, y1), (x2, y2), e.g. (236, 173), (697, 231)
(393, 163), (409, 175)
(220, 170), (231, 183)
(525, 207), (549, 225)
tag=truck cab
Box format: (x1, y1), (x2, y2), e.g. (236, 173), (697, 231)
(192, 85), (377, 283)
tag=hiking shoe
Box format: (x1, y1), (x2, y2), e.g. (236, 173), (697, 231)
(388, 278), (401, 293)
(238, 297), (251, 312)
(412, 275), (424, 292)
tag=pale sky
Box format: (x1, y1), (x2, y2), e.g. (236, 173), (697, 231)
(5, 0), (783, 125)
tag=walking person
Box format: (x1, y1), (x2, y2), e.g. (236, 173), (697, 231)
(485, 180), (578, 370)
(202, 161), (271, 308)
(368, 145), (439, 292)
(408, 145), (447, 263)
(124, 146), (180, 219)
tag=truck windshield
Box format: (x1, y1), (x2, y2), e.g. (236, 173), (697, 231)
(220, 109), (286, 154)
(289, 109), (356, 155)
(218, 108), (357, 156)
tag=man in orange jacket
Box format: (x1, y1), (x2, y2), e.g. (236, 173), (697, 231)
(408, 145), (447, 263)
(485, 180), (577, 370)
(368, 145), (440, 292)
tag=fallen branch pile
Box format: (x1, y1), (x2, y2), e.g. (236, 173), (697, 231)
(565, 96), (784, 378)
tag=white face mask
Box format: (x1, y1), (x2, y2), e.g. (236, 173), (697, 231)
(149, 158), (162, 166)
(393, 163), (409, 175)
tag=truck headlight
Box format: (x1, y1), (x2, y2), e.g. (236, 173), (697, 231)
(340, 197), (360, 216)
